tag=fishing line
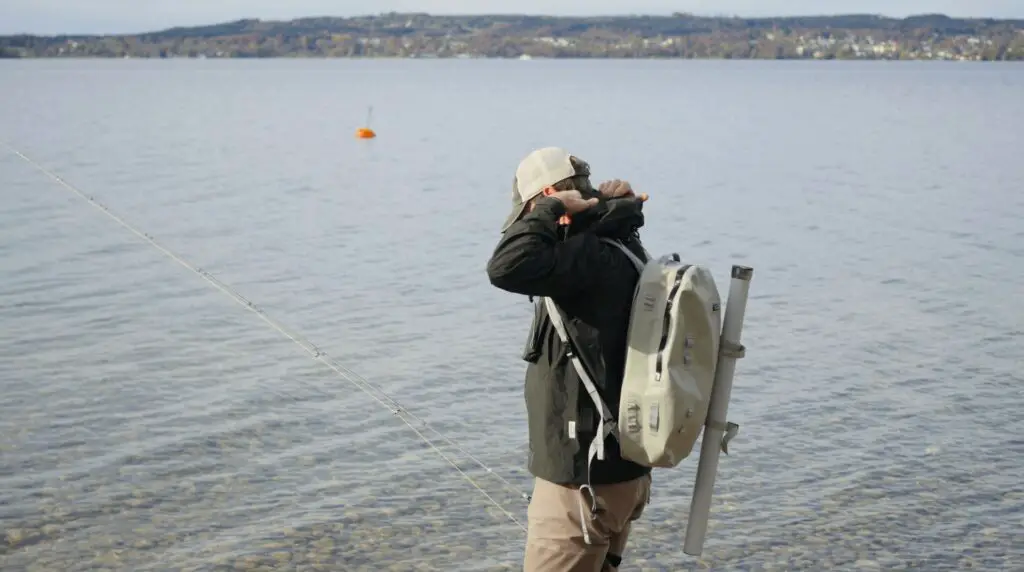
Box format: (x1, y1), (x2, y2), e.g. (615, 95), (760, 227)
(2, 141), (530, 532)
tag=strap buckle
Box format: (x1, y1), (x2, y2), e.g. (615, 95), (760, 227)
(705, 419), (740, 454)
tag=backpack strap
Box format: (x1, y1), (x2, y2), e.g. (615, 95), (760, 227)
(599, 237), (647, 273)
(537, 238), (653, 545)
(540, 238), (649, 466)
(541, 296), (618, 543)
(541, 297), (617, 458)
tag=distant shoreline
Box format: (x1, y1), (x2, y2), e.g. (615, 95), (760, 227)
(3, 13), (1022, 61)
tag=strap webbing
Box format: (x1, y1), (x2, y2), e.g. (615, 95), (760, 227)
(599, 237), (647, 272)
(542, 298), (616, 463)
(539, 239), (647, 465)
(540, 238), (652, 545)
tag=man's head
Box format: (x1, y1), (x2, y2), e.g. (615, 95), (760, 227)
(500, 147), (597, 232)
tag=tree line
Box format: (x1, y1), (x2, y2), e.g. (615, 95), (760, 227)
(2, 13), (1022, 60)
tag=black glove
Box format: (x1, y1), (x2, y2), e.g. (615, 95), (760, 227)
(590, 195), (645, 239)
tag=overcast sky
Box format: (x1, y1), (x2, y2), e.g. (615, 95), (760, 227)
(2, 1), (1022, 35)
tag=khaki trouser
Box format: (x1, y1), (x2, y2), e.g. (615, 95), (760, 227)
(523, 474), (652, 572)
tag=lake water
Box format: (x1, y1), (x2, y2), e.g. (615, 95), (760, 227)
(1, 59), (1022, 571)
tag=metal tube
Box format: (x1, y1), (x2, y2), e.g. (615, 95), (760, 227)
(683, 265), (753, 556)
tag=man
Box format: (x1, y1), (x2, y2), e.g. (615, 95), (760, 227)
(486, 147), (652, 572)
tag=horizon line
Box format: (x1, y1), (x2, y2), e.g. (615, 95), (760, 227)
(3, 10), (1022, 38)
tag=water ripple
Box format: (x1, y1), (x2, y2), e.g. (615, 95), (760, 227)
(1, 59), (1023, 571)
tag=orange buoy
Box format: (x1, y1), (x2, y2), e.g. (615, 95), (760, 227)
(356, 105), (376, 139)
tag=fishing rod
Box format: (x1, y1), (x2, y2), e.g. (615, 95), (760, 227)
(2, 141), (529, 532)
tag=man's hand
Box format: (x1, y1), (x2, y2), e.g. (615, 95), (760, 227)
(549, 190), (599, 214)
(598, 179), (635, 199)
